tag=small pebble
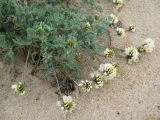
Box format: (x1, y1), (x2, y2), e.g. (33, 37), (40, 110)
(117, 111), (120, 115)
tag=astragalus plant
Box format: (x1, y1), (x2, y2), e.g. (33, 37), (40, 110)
(0, 0), (109, 80)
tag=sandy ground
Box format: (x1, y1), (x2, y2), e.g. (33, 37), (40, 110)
(1, 0), (160, 120)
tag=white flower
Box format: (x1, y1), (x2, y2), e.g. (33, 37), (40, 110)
(116, 27), (125, 38)
(57, 101), (62, 107)
(57, 95), (76, 113)
(11, 82), (26, 95)
(113, 0), (124, 8)
(95, 81), (104, 89)
(116, 0), (123, 4)
(125, 47), (139, 64)
(99, 63), (117, 80)
(113, 0), (123, 4)
(128, 24), (136, 32)
(109, 14), (119, 24)
(90, 71), (107, 88)
(104, 48), (115, 58)
(79, 80), (92, 92)
(138, 38), (155, 53)
(11, 85), (17, 89)
(63, 95), (72, 103)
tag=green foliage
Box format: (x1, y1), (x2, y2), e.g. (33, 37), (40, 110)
(0, 0), (109, 79)
(81, 0), (97, 6)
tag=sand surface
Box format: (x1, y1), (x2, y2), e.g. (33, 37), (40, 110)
(1, 0), (160, 120)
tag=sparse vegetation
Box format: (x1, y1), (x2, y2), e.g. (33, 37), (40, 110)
(1, 0), (155, 114)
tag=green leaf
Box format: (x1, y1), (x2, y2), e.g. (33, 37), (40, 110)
(13, 37), (32, 46)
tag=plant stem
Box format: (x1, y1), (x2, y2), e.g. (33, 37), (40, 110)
(72, 80), (81, 95)
(22, 46), (31, 86)
(53, 71), (62, 96)
(107, 30), (112, 48)
(72, 79), (79, 86)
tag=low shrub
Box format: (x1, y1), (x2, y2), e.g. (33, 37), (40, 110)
(0, 0), (109, 82)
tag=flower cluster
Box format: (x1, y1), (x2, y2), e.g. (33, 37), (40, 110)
(109, 14), (119, 25)
(125, 38), (155, 64)
(11, 82), (26, 95)
(99, 63), (117, 80)
(138, 38), (155, 53)
(104, 48), (115, 58)
(57, 95), (76, 113)
(128, 24), (136, 32)
(116, 27), (125, 38)
(125, 47), (139, 64)
(108, 14), (126, 38)
(113, 0), (124, 9)
(90, 71), (106, 88)
(95, 12), (101, 21)
(79, 80), (92, 92)
(90, 63), (117, 89)
(84, 22), (92, 32)
(67, 36), (76, 48)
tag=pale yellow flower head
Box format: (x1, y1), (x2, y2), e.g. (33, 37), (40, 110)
(11, 82), (26, 95)
(99, 63), (117, 80)
(138, 38), (155, 53)
(125, 47), (139, 64)
(85, 22), (92, 32)
(116, 27), (125, 38)
(128, 24), (136, 32)
(79, 80), (92, 92)
(104, 48), (115, 58)
(90, 71), (107, 88)
(109, 14), (119, 24)
(57, 95), (76, 113)
(113, 0), (124, 8)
